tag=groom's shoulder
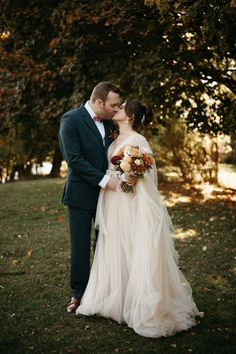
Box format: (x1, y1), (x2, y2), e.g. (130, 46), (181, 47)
(62, 106), (81, 118)
(61, 104), (87, 122)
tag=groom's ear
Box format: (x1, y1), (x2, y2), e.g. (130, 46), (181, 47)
(96, 98), (104, 108)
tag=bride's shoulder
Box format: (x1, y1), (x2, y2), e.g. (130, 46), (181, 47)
(132, 133), (149, 144)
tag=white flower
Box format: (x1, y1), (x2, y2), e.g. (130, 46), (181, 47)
(123, 156), (132, 163)
(124, 146), (132, 156)
(134, 159), (141, 165)
(120, 161), (131, 172)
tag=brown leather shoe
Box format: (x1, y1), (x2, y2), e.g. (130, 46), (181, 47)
(67, 297), (81, 314)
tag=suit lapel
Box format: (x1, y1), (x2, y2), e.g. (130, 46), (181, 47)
(80, 106), (104, 146)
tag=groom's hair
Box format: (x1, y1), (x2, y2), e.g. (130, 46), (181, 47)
(91, 82), (120, 103)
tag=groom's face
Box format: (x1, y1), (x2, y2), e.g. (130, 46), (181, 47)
(99, 91), (121, 120)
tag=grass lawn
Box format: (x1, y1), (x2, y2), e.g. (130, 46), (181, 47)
(0, 178), (235, 354)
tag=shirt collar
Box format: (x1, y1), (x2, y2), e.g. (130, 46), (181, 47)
(85, 101), (96, 119)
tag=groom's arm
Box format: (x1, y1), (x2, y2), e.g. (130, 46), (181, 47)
(59, 116), (104, 187)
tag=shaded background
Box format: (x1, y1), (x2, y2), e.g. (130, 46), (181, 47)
(0, 0), (236, 185)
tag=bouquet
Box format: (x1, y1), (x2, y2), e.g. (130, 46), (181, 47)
(111, 145), (154, 193)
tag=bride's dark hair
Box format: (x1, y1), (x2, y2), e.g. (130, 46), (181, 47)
(124, 100), (153, 130)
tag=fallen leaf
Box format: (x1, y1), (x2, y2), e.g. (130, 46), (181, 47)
(27, 249), (33, 257)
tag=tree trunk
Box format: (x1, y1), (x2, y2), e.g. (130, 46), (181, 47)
(9, 164), (17, 182)
(230, 132), (236, 164)
(50, 146), (63, 178)
(16, 163), (32, 180)
(210, 140), (219, 184)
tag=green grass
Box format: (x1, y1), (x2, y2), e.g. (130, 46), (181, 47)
(0, 178), (235, 354)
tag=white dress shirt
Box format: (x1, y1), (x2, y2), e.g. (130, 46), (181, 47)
(84, 101), (110, 188)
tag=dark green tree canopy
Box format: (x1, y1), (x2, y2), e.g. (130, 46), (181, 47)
(0, 0), (235, 176)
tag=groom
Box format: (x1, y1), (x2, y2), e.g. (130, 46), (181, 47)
(59, 82), (121, 313)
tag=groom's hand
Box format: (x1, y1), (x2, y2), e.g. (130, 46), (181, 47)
(106, 175), (119, 191)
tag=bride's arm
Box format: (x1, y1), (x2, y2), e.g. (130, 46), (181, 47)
(132, 134), (158, 187)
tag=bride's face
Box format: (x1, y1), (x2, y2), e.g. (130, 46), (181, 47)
(112, 103), (128, 122)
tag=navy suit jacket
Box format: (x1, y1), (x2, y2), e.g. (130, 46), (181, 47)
(59, 104), (115, 210)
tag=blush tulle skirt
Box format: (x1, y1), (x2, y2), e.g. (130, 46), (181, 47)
(76, 174), (203, 338)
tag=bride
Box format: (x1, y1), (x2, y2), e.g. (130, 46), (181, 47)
(76, 100), (204, 338)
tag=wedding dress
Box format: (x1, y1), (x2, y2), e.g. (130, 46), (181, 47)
(76, 133), (203, 338)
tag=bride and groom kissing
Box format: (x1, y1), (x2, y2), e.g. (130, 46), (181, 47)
(59, 81), (203, 338)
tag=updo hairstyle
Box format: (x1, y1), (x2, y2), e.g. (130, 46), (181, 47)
(124, 100), (153, 130)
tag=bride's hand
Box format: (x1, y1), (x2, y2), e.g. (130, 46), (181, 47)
(124, 174), (137, 186)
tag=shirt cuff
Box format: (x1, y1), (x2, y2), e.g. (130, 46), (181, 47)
(121, 173), (127, 182)
(99, 175), (110, 188)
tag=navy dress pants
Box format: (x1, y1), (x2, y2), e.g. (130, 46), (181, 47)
(68, 206), (97, 299)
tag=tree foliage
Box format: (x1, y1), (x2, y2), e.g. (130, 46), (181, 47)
(143, 0), (236, 133)
(0, 0), (235, 179)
